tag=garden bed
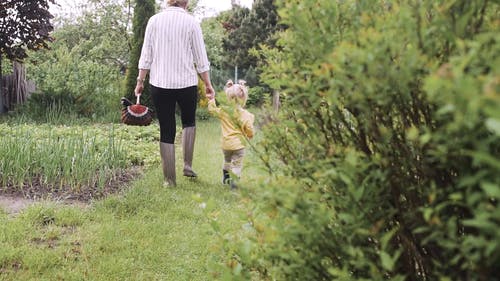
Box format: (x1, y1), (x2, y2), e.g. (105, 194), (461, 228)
(0, 166), (143, 214)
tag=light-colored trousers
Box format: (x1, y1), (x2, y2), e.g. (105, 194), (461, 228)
(223, 148), (245, 177)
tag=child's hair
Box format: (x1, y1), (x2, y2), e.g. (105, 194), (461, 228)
(224, 79), (248, 107)
(167, 0), (188, 7)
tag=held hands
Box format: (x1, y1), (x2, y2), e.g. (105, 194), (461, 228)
(205, 84), (215, 100)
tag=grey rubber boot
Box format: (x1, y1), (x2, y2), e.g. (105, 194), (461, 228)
(182, 126), (197, 177)
(160, 142), (176, 186)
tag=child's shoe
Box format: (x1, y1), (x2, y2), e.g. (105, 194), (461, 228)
(222, 169), (231, 185)
(230, 181), (238, 190)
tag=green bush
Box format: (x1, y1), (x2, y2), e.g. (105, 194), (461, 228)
(22, 44), (123, 122)
(222, 1), (500, 280)
(246, 85), (269, 107)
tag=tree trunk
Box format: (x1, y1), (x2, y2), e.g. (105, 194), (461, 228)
(12, 61), (28, 106)
(0, 61), (30, 112)
(0, 54), (5, 114)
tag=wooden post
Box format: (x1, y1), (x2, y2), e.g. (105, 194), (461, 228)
(272, 89), (280, 112)
(0, 55), (5, 114)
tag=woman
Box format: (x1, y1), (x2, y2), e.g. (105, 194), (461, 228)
(135, 0), (215, 186)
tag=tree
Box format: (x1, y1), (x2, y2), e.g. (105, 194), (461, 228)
(0, 0), (55, 113)
(24, 0), (134, 121)
(76, 0), (134, 72)
(201, 16), (229, 88)
(222, 0), (282, 72)
(124, 0), (155, 106)
(245, 0), (281, 50)
(220, 0), (283, 106)
(242, 0), (283, 107)
(221, 6), (251, 71)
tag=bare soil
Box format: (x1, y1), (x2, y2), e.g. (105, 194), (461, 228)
(0, 167), (143, 215)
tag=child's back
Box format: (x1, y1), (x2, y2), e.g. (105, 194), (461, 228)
(207, 80), (255, 188)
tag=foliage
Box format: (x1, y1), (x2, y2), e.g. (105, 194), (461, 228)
(200, 1), (282, 97)
(221, 6), (251, 71)
(219, 0), (283, 103)
(0, 117), (165, 193)
(245, 0), (282, 48)
(23, 43), (123, 121)
(220, 0), (500, 280)
(56, 0), (133, 72)
(202, 16), (226, 70)
(0, 0), (55, 113)
(20, 0), (134, 122)
(201, 16), (232, 89)
(196, 76), (211, 120)
(0, 0), (55, 61)
(246, 85), (269, 107)
(123, 0), (156, 107)
(221, 0), (281, 71)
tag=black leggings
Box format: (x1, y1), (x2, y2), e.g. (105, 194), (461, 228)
(151, 85), (197, 144)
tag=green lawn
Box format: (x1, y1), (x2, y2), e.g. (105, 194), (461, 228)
(0, 120), (257, 280)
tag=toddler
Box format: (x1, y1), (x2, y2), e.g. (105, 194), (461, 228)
(208, 79), (255, 189)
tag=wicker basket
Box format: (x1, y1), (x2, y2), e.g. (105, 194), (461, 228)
(121, 96), (153, 126)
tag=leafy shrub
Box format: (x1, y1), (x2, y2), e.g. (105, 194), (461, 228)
(22, 44), (123, 122)
(196, 77), (212, 120)
(221, 1), (500, 280)
(196, 107), (211, 121)
(246, 85), (269, 107)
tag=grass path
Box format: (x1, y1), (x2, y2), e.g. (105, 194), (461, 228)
(0, 120), (254, 280)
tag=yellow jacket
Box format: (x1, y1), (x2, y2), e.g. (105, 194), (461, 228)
(208, 99), (255, 150)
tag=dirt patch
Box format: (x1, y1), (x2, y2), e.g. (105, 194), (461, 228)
(0, 196), (34, 214)
(0, 166), (143, 215)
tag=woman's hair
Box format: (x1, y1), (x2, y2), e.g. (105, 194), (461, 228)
(167, 0), (188, 7)
(224, 79), (248, 107)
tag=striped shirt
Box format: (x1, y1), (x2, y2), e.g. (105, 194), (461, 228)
(138, 7), (210, 89)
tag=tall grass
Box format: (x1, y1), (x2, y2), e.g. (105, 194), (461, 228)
(9, 98), (122, 125)
(0, 123), (128, 190)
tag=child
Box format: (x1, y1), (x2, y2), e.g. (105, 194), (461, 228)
(208, 79), (255, 189)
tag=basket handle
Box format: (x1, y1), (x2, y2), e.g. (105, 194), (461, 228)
(136, 95), (140, 105)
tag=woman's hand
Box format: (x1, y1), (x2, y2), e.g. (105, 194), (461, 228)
(205, 84), (215, 100)
(135, 71), (148, 97)
(135, 79), (144, 97)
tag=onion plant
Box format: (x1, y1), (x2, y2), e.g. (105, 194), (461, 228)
(0, 123), (128, 191)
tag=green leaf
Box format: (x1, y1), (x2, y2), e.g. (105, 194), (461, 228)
(420, 133), (432, 145)
(232, 262), (243, 275)
(379, 249), (402, 271)
(380, 227), (398, 249)
(423, 208), (433, 222)
(485, 118), (500, 136)
(481, 182), (500, 199)
(353, 185), (365, 201)
(338, 213), (355, 224)
(210, 219), (221, 232)
(465, 150), (500, 170)
(462, 218), (497, 234)
(380, 251), (393, 270)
